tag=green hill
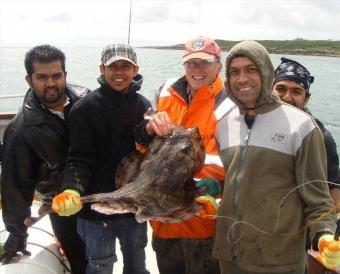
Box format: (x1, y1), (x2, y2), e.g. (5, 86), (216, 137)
(151, 39), (340, 57)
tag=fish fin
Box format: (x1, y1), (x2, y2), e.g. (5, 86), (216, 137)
(135, 208), (149, 223)
(91, 203), (134, 215)
(115, 150), (144, 188)
(154, 203), (201, 223)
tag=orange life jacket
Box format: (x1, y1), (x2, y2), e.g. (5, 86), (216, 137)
(150, 75), (228, 238)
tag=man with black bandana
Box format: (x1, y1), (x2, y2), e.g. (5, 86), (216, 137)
(273, 57), (340, 210)
(213, 40), (340, 274)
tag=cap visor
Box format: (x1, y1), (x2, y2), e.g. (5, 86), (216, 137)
(104, 56), (137, 66)
(183, 52), (215, 62)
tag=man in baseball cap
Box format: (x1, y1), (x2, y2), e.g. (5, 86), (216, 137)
(101, 43), (138, 66)
(133, 36), (227, 274)
(183, 36), (221, 62)
(52, 43), (151, 274)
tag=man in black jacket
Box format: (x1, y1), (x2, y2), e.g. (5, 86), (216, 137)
(0, 45), (87, 273)
(272, 57), (340, 207)
(52, 44), (150, 274)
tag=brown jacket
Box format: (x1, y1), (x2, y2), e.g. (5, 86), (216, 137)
(213, 41), (336, 273)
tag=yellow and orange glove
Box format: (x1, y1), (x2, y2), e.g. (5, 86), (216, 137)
(52, 189), (82, 216)
(317, 234), (340, 270)
(195, 195), (217, 219)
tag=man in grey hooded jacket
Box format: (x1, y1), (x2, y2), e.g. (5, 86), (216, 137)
(213, 40), (339, 274)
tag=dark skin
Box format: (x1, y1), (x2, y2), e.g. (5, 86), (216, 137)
(1, 61), (67, 264)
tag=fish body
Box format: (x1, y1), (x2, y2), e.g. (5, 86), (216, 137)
(82, 126), (205, 223)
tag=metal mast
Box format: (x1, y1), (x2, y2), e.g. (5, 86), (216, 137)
(127, 1), (132, 45)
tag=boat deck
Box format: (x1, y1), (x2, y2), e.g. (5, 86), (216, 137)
(0, 203), (159, 274)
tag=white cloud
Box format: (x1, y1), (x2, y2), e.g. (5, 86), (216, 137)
(44, 13), (73, 23)
(0, 0), (339, 47)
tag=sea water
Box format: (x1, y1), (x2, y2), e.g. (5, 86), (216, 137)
(1, 47), (340, 154)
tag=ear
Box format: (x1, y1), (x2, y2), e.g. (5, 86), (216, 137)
(133, 65), (139, 77)
(25, 75), (33, 88)
(303, 95), (310, 106)
(100, 64), (105, 75)
(217, 62), (222, 73)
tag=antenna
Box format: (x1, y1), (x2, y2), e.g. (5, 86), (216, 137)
(127, 1), (132, 45)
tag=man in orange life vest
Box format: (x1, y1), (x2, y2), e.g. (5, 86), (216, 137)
(134, 37), (233, 274)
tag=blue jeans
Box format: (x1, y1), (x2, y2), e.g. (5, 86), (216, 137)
(77, 217), (149, 274)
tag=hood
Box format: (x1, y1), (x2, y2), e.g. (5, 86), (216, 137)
(225, 40), (280, 113)
(97, 73), (143, 94)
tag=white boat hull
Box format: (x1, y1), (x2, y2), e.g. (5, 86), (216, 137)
(0, 202), (70, 274)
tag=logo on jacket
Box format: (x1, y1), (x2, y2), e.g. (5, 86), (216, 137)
(270, 132), (288, 144)
(192, 39), (204, 50)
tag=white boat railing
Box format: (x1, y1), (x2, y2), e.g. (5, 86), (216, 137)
(0, 94), (25, 99)
(0, 112), (16, 142)
(0, 202), (71, 274)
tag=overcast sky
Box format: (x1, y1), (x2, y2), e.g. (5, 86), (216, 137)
(1, 0), (339, 47)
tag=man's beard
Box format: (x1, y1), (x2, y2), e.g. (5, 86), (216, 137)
(42, 88), (64, 104)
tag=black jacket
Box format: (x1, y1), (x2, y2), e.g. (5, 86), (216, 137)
(0, 84), (87, 238)
(315, 118), (339, 186)
(304, 107), (340, 187)
(62, 74), (151, 220)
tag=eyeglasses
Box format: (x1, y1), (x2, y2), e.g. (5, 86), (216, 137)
(184, 59), (216, 70)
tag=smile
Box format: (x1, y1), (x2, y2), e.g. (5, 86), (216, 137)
(239, 87), (252, 91)
(192, 76), (205, 80)
(45, 88), (58, 93)
(113, 78), (125, 82)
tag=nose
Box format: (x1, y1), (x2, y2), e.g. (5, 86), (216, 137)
(114, 67), (123, 73)
(282, 91), (292, 103)
(113, 65), (126, 74)
(46, 77), (56, 87)
(238, 70), (248, 84)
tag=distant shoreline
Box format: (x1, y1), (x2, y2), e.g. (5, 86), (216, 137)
(143, 39), (340, 58)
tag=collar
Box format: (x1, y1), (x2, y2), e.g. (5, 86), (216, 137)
(48, 97), (70, 120)
(192, 75), (224, 101)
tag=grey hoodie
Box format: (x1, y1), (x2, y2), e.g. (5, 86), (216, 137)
(225, 40), (281, 114)
(213, 41), (336, 273)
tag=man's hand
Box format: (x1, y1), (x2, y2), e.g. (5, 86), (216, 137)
(145, 112), (172, 136)
(317, 234), (340, 270)
(0, 234), (30, 265)
(52, 189), (82, 216)
(195, 178), (221, 196)
(195, 195), (217, 219)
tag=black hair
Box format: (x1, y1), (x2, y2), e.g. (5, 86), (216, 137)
(24, 44), (66, 76)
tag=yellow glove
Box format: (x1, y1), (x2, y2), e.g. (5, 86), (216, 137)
(52, 189), (82, 216)
(317, 234), (340, 270)
(195, 195), (217, 219)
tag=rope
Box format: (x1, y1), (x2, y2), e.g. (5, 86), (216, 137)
(212, 179), (338, 244)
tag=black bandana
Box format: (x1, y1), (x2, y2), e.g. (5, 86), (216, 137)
(273, 57), (314, 94)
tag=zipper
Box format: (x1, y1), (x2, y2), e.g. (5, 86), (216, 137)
(231, 116), (256, 246)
